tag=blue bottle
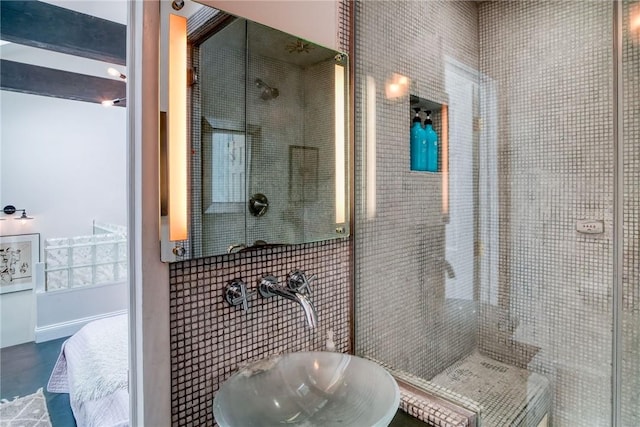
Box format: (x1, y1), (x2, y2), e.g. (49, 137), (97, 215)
(424, 110), (438, 172)
(410, 108), (427, 171)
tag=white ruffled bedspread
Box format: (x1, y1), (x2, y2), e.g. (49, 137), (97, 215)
(48, 314), (129, 427)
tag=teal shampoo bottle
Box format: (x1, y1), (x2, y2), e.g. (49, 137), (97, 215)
(410, 108), (427, 171)
(424, 110), (438, 172)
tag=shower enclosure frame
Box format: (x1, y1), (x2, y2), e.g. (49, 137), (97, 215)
(612, 1), (624, 426)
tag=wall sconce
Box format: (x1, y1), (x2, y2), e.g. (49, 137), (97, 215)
(101, 97), (126, 107)
(385, 73), (410, 99)
(2, 205), (33, 220)
(168, 13), (188, 241)
(334, 63), (346, 225)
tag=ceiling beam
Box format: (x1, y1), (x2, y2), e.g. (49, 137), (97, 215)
(0, 1), (126, 65)
(1, 60), (126, 106)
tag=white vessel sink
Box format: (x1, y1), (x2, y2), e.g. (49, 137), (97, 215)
(213, 352), (400, 427)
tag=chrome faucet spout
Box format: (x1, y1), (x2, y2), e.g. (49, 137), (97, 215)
(294, 293), (318, 329)
(258, 276), (318, 328)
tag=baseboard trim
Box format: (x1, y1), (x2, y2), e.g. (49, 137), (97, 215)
(35, 309), (127, 343)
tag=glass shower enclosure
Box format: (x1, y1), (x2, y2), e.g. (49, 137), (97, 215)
(354, 1), (639, 426)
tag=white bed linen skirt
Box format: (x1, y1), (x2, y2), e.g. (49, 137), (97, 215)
(48, 314), (129, 427)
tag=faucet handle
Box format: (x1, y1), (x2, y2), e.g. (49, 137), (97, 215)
(287, 270), (315, 296)
(224, 278), (256, 311)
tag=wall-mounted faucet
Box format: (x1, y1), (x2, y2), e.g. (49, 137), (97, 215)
(258, 272), (317, 328)
(221, 272), (318, 328)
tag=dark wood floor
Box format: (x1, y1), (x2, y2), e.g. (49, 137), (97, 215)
(1, 337), (76, 426)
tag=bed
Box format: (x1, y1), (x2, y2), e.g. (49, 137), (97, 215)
(47, 314), (129, 427)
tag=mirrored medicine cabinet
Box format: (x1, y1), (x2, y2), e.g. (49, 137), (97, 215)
(160, 0), (350, 261)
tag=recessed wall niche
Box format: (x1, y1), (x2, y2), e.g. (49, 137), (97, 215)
(409, 94), (447, 174)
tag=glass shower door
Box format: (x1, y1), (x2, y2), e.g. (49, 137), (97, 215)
(353, 0), (638, 425)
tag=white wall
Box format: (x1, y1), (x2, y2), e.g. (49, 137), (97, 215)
(204, 0), (338, 50)
(0, 88), (126, 347)
(0, 92), (127, 240)
(35, 281), (128, 343)
(0, 290), (36, 348)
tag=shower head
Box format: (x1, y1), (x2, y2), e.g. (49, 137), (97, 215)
(255, 78), (279, 100)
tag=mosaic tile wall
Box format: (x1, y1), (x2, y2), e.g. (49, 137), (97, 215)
(170, 4), (353, 426)
(197, 18), (247, 256)
(169, 239), (351, 426)
(478, 1), (630, 426)
(356, 1), (638, 427)
(193, 19), (346, 256)
(622, 1), (640, 425)
(354, 0), (480, 381)
(245, 45), (340, 247)
(299, 60), (341, 240)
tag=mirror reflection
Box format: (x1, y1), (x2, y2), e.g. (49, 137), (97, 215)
(164, 2), (349, 260)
